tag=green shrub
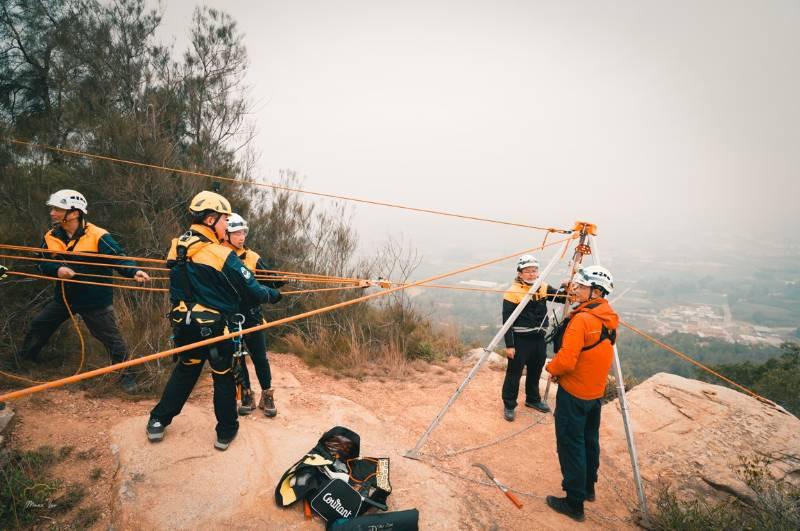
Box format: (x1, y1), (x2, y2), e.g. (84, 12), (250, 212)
(651, 456), (800, 531)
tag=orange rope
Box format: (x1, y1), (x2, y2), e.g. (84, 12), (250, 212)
(4, 270), (380, 297)
(0, 244), (365, 283)
(5, 271), (168, 292)
(619, 320), (777, 407)
(254, 268), (365, 283)
(0, 236), (572, 400)
(10, 139), (573, 234)
(281, 285), (367, 295)
(0, 283), (87, 385)
(62, 281), (87, 376)
(2, 249), (573, 296)
(0, 242), (165, 264)
(255, 275), (361, 285)
(0, 252), (170, 272)
(2, 247), (534, 290)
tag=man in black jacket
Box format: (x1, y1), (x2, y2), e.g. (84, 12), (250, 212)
(147, 191), (281, 451)
(501, 255), (565, 421)
(222, 213), (284, 417)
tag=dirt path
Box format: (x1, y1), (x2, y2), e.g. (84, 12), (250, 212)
(4, 354), (640, 530)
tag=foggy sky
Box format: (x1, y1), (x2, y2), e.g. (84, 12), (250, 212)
(154, 0), (800, 266)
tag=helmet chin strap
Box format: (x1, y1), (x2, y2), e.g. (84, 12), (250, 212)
(206, 213), (223, 236)
(57, 210), (81, 228)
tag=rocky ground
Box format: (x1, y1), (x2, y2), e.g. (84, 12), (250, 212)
(2, 351), (798, 530)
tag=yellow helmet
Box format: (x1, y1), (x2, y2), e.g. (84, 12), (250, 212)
(188, 191), (232, 215)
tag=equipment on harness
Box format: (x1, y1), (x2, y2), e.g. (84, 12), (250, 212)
(549, 301), (617, 353)
(229, 313), (253, 412)
(0, 265), (7, 281)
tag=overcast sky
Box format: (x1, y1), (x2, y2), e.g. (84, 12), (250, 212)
(154, 0), (800, 267)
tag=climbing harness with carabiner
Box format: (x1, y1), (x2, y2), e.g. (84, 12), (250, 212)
(230, 314), (252, 404)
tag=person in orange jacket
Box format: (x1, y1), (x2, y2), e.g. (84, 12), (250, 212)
(545, 265), (618, 522)
(18, 189), (150, 392)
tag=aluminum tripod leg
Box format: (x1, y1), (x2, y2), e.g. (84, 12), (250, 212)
(405, 247), (565, 459)
(590, 235), (649, 524)
(612, 346), (650, 524)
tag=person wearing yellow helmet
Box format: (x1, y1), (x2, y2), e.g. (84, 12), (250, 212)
(147, 191), (282, 451)
(16, 189), (150, 392)
(223, 213), (284, 417)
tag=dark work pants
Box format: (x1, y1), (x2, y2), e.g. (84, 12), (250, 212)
(501, 332), (547, 409)
(554, 386), (601, 503)
(150, 325), (238, 439)
(20, 300), (129, 365)
(238, 327), (272, 391)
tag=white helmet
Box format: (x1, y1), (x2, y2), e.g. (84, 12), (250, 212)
(516, 254), (539, 271)
(46, 189), (88, 214)
(226, 213), (249, 234)
(573, 265), (614, 295)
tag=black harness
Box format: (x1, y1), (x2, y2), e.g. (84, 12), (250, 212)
(172, 230), (213, 305)
(168, 230), (228, 365)
(549, 300), (617, 353)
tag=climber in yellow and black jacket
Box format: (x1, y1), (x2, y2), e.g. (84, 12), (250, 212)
(147, 191), (281, 451)
(18, 189), (150, 392)
(223, 213), (284, 418)
(501, 254), (566, 421)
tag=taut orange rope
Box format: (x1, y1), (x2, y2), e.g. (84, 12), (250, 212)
(0, 236), (571, 401)
(10, 139), (573, 234)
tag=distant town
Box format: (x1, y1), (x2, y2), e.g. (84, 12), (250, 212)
(621, 293), (794, 346)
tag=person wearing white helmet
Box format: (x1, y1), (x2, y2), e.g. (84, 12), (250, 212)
(17, 189), (150, 392)
(147, 192), (282, 451)
(544, 265), (618, 522)
(223, 213), (284, 417)
(500, 254), (567, 421)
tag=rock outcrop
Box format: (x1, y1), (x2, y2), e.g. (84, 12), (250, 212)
(602, 372), (800, 504)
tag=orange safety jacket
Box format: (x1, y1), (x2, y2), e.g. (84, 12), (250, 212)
(40, 222), (137, 310)
(546, 298), (619, 400)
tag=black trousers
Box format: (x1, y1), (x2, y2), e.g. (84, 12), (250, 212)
(238, 329), (273, 391)
(150, 325), (238, 439)
(20, 300), (129, 365)
(501, 332), (547, 409)
(554, 386), (601, 503)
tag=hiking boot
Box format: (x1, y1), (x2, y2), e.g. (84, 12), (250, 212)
(238, 389), (255, 415)
(524, 400), (551, 413)
(214, 431), (237, 451)
(503, 408), (515, 422)
(546, 495), (585, 522)
(146, 417), (166, 442)
(119, 373), (137, 393)
(259, 389), (277, 418)
(586, 486), (596, 502)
